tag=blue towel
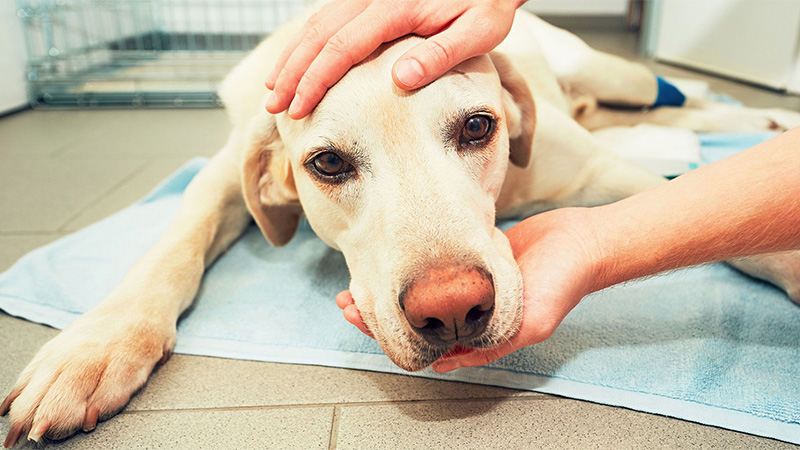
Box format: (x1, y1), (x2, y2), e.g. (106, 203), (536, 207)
(0, 133), (797, 444)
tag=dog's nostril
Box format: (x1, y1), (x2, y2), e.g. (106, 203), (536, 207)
(465, 305), (489, 324)
(421, 317), (445, 331)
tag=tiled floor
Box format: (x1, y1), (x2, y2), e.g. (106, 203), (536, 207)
(1, 23), (798, 450)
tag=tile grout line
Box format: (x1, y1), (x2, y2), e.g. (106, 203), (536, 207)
(122, 393), (556, 415)
(328, 405), (341, 450)
(56, 158), (155, 232)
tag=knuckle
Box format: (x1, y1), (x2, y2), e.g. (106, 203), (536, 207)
(306, 11), (324, 28)
(326, 33), (351, 60)
(425, 39), (456, 69)
(304, 22), (327, 48)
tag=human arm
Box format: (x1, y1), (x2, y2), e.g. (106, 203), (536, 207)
(264, 0), (527, 119)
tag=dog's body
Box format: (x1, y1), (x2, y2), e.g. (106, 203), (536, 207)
(3, 10), (800, 446)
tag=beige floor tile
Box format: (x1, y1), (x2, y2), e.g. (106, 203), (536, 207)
(0, 314), (59, 396)
(58, 109), (230, 159)
(0, 110), (112, 159)
(62, 157), (200, 231)
(0, 234), (64, 272)
(0, 158), (146, 232)
(128, 355), (536, 411)
(0, 406), (333, 450)
(335, 398), (794, 449)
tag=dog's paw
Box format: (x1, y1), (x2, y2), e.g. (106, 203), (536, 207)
(691, 101), (800, 132)
(761, 108), (800, 132)
(729, 250), (800, 305)
(1, 312), (175, 447)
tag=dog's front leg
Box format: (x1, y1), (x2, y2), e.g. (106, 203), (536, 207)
(1, 141), (251, 446)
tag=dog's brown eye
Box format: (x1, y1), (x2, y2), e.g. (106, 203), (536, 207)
(462, 115), (492, 142)
(312, 151), (351, 176)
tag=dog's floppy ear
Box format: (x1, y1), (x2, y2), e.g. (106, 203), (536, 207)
(489, 52), (535, 168)
(241, 112), (301, 246)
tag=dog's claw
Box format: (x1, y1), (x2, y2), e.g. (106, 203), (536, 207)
(83, 405), (100, 432)
(27, 421), (49, 443)
(0, 388), (21, 418)
(3, 423), (23, 448)
(0, 391), (14, 417)
(159, 349), (172, 365)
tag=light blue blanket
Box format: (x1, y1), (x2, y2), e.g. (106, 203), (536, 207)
(1, 133), (797, 444)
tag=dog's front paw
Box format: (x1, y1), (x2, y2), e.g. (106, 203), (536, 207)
(1, 312), (175, 447)
(729, 250), (800, 305)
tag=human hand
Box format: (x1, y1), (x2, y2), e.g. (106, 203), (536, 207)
(265, 0), (525, 119)
(335, 207), (605, 372)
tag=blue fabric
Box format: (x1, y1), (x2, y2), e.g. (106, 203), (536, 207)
(1, 134), (798, 444)
(699, 132), (780, 165)
(654, 76), (687, 107)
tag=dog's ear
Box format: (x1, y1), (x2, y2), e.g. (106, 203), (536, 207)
(241, 113), (301, 246)
(489, 52), (535, 168)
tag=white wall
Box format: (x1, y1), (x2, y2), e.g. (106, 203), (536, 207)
(654, 0), (800, 89)
(524, 0), (628, 16)
(161, 0), (306, 34)
(0, 2), (28, 113)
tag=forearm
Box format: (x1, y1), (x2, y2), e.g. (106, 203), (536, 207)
(591, 127), (800, 292)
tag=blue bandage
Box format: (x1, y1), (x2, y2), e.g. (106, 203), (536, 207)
(653, 76), (686, 107)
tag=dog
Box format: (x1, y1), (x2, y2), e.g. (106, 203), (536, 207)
(3, 9), (799, 447)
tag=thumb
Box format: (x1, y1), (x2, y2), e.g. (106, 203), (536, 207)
(392, 14), (495, 90)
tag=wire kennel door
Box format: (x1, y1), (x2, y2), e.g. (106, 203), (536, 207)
(18, 0), (307, 108)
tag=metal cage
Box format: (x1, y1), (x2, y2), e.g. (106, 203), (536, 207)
(17, 0), (307, 108)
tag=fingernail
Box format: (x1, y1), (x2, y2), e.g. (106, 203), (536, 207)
(395, 59), (424, 88)
(265, 92), (278, 111)
(287, 94), (302, 117)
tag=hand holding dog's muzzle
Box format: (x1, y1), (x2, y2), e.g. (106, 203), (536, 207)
(432, 208), (603, 372)
(334, 208), (605, 372)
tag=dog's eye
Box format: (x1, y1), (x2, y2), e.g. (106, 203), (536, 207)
(461, 115), (492, 142)
(312, 151), (352, 177)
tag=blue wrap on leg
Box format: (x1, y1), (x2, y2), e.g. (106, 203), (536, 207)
(653, 76), (686, 107)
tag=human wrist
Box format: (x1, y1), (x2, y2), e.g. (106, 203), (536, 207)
(580, 203), (629, 294)
(547, 207), (611, 297)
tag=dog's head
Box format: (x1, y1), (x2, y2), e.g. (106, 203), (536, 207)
(241, 38), (535, 371)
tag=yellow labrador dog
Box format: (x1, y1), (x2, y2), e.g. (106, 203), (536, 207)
(3, 10), (799, 446)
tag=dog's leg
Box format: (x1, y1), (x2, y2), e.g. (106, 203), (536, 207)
(524, 17), (800, 133)
(524, 15), (658, 110)
(1, 135), (251, 445)
(577, 99), (800, 133)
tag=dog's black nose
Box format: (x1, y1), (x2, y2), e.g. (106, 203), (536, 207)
(399, 265), (495, 345)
